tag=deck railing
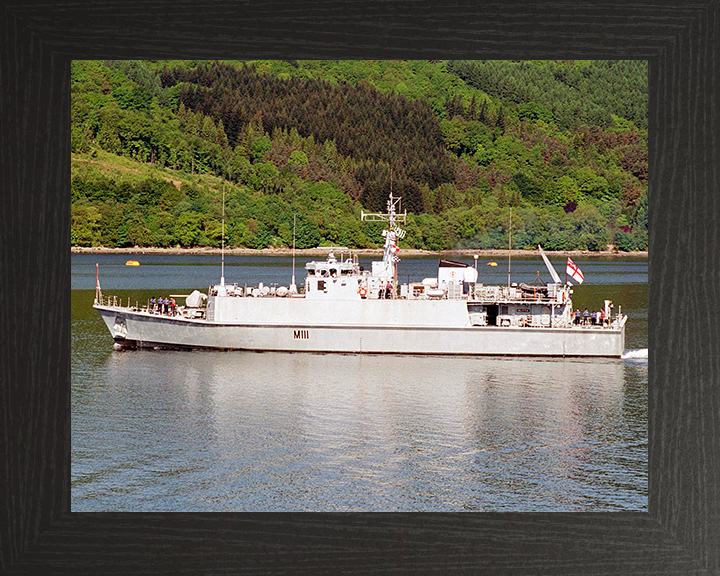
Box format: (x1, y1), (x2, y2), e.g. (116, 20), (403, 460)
(95, 295), (139, 309)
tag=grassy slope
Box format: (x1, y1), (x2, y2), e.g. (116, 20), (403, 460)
(72, 149), (224, 193)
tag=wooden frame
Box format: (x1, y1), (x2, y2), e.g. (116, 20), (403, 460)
(2, 1), (716, 572)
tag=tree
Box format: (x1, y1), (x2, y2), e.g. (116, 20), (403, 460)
(293, 217), (321, 248)
(433, 183), (460, 213)
(289, 150), (309, 166)
(71, 122), (93, 153)
(632, 189), (648, 230)
(552, 175), (579, 208)
(614, 230), (635, 251)
(571, 204), (610, 250)
(441, 117), (468, 154)
(71, 204), (101, 246)
(249, 161), (280, 193)
(517, 101), (553, 124)
(126, 221), (153, 246)
(204, 219), (224, 247)
(251, 222), (273, 249)
(251, 135), (273, 161)
(174, 211), (202, 246)
(96, 102), (123, 154)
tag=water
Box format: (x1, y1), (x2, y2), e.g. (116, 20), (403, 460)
(72, 253), (648, 511)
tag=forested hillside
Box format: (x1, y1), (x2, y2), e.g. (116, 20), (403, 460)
(71, 60), (648, 252)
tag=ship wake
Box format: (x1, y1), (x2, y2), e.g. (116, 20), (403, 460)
(622, 348), (648, 360)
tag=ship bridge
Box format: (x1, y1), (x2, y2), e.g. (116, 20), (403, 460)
(304, 250), (360, 278)
(304, 250), (364, 300)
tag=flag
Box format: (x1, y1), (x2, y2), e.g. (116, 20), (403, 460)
(566, 258), (584, 284)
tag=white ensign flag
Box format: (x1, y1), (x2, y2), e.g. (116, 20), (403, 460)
(566, 257), (584, 284)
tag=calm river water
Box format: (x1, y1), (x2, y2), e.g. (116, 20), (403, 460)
(72, 253), (648, 512)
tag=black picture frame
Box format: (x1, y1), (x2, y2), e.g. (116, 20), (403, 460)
(2, 1), (716, 573)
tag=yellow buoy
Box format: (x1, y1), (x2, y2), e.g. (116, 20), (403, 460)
(487, 261), (497, 267)
(125, 260), (140, 266)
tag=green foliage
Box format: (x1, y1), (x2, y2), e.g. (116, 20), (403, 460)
(71, 59), (647, 252)
(251, 136), (272, 161)
(71, 204), (102, 246)
(570, 204), (611, 250)
(448, 60), (647, 130)
(173, 211), (203, 247)
(293, 216), (322, 249)
(289, 150), (309, 166)
(517, 101), (554, 124)
(614, 230), (635, 251)
(251, 222), (273, 249)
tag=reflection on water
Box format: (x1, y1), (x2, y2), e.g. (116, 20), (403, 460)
(72, 348), (647, 512)
(72, 255), (647, 512)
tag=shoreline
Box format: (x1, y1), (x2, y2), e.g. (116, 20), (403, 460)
(71, 246), (648, 259)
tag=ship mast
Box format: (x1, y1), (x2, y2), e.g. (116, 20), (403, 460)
(361, 191), (407, 298)
(290, 214), (297, 294)
(94, 262), (102, 304)
(507, 207), (512, 289)
(220, 183), (225, 287)
(390, 173), (397, 294)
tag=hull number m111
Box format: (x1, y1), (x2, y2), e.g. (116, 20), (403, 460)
(293, 329), (309, 340)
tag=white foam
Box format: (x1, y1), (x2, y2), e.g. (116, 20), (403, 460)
(622, 348), (648, 360)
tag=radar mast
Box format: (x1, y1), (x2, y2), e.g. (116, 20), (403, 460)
(361, 192), (407, 298)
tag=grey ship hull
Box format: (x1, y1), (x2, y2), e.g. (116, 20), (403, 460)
(95, 303), (625, 357)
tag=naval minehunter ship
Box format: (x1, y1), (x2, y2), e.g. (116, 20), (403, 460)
(94, 193), (626, 357)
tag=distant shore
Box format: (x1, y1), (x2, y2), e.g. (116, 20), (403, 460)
(72, 246), (648, 259)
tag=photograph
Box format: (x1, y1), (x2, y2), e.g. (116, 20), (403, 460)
(71, 59), (648, 512)
(5, 1), (718, 571)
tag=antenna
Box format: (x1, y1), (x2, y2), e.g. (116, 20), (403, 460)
(290, 214), (297, 293)
(360, 193), (407, 224)
(221, 183), (225, 287)
(507, 207), (512, 289)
